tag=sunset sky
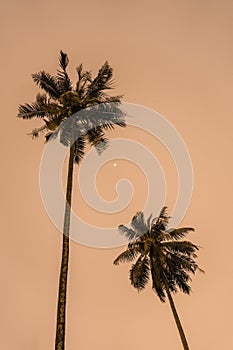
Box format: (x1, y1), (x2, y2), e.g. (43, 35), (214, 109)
(1, 1), (233, 349)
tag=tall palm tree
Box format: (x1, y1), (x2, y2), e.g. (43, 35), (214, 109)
(18, 51), (125, 350)
(114, 207), (203, 350)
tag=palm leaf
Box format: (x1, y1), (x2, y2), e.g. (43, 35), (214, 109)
(80, 102), (126, 129)
(59, 127), (71, 147)
(85, 61), (114, 100)
(76, 64), (92, 97)
(59, 50), (69, 70)
(162, 241), (199, 257)
(150, 247), (166, 301)
(159, 206), (168, 219)
(74, 136), (86, 164)
(113, 248), (140, 265)
(165, 227), (195, 240)
(165, 251), (199, 274)
(147, 213), (153, 228)
(130, 256), (150, 291)
(57, 51), (72, 93)
(32, 71), (61, 99)
(164, 259), (191, 293)
(131, 211), (148, 237)
(17, 102), (46, 119)
(118, 224), (137, 241)
(86, 126), (108, 155)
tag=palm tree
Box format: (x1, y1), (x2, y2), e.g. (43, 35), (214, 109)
(114, 207), (203, 350)
(17, 51), (126, 350)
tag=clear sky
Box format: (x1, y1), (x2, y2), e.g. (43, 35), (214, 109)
(1, 0), (233, 349)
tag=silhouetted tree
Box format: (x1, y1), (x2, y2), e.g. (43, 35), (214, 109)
(18, 51), (125, 350)
(114, 207), (203, 350)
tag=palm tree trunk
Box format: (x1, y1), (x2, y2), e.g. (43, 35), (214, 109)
(163, 279), (190, 350)
(55, 142), (75, 350)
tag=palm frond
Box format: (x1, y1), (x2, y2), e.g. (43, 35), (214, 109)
(113, 247), (140, 265)
(74, 136), (86, 164)
(150, 247), (166, 302)
(56, 51), (72, 93)
(103, 95), (124, 103)
(79, 102), (126, 129)
(28, 124), (47, 139)
(76, 64), (92, 97)
(118, 224), (137, 241)
(165, 227), (195, 240)
(147, 213), (153, 228)
(163, 241), (199, 257)
(85, 61), (114, 100)
(86, 126), (108, 155)
(171, 270), (191, 294)
(59, 127), (71, 147)
(18, 93), (53, 119)
(165, 251), (199, 274)
(130, 256), (150, 291)
(164, 260), (191, 293)
(159, 206), (168, 219)
(156, 206), (170, 227)
(32, 71), (61, 99)
(59, 50), (69, 70)
(131, 211), (148, 237)
(18, 102), (46, 119)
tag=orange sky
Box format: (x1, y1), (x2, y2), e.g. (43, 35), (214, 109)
(1, 0), (233, 349)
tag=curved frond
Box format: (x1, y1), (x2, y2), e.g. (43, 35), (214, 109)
(59, 127), (71, 147)
(79, 102), (126, 129)
(159, 206), (168, 218)
(57, 51), (72, 93)
(165, 227), (195, 240)
(164, 259), (191, 294)
(28, 124), (47, 139)
(163, 241), (199, 257)
(104, 95), (123, 103)
(165, 250), (199, 274)
(131, 211), (148, 237)
(32, 71), (61, 99)
(86, 126), (108, 155)
(130, 256), (150, 291)
(155, 206), (170, 227)
(174, 271), (191, 294)
(85, 61), (114, 100)
(147, 213), (153, 228)
(76, 64), (92, 98)
(18, 102), (46, 119)
(113, 247), (140, 265)
(118, 225), (137, 241)
(74, 136), (86, 164)
(150, 247), (166, 302)
(59, 50), (69, 70)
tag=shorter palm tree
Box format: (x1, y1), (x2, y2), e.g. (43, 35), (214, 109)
(114, 207), (203, 350)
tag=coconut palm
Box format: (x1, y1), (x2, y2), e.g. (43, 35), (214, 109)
(18, 51), (125, 350)
(114, 207), (203, 350)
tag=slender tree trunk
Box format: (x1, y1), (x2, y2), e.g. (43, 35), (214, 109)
(55, 142), (75, 350)
(163, 280), (190, 350)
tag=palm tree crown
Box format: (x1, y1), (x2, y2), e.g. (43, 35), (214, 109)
(114, 207), (203, 301)
(17, 50), (126, 162)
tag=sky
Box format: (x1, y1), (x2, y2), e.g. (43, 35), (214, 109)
(1, 0), (233, 349)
